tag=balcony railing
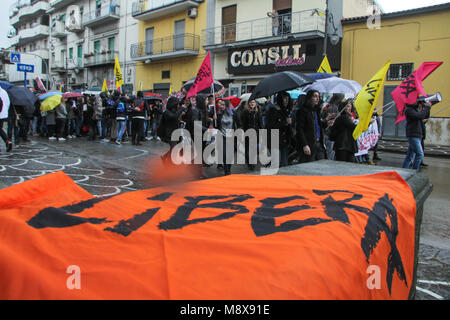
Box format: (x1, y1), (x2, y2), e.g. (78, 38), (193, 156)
(17, 24), (50, 45)
(84, 51), (119, 67)
(51, 21), (66, 38)
(130, 33), (200, 61)
(82, 5), (120, 27)
(202, 9), (325, 48)
(49, 0), (78, 10)
(132, 0), (200, 15)
(50, 60), (66, 72)
(10, 0), (50, 26)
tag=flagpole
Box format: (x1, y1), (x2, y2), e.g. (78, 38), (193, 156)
(212, 82), (217, 127)
(374, 101), (395, 113)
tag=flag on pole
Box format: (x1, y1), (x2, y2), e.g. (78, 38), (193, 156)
(169, 85), (172, 95)
(353, 60), (391, 140)
(114, 56), (124, 90)
(186, 51), (214, 98)
(102, 79), (108, 93)
(391, 61), (443, 123)
(317, 55), (332, 73)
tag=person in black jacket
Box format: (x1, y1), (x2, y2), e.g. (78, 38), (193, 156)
(329, 99), (357, 162)
(402, 97), (431, 171)
(159, 97), (185, 164)
(131, 91), (146, 145)
(266, 91), (293, 167)
(241, 98), (262, 170)
(296, 90), (325, 163)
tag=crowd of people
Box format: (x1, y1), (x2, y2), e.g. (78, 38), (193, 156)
(1, 88), (406, 176)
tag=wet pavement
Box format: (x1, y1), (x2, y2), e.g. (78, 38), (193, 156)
(0, 135), (448, 300)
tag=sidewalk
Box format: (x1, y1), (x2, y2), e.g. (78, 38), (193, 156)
(377, 139), (450, 158)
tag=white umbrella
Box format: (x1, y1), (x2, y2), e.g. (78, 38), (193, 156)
(0, 87), (10, 119)
(240, 93), (267, 105)
(304, 77), (363, 95)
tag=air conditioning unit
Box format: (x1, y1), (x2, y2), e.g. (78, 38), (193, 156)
(187, 8), (198, 19)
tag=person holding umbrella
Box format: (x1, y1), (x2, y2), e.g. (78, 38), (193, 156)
(296, 90), (326, 163)
(266, 91), (293, 167)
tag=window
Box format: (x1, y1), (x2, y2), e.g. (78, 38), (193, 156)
(162, 70), (170, 79)
(387, 63), (414, 81)
(69, 47), (73, 60)
(94, 40), (100, 54)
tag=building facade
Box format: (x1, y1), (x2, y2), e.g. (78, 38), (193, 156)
(7, 0), (138, 92)
(202, 0), (382, 97)
(341, 3), (450, 146)
(131, 0), (207, 97)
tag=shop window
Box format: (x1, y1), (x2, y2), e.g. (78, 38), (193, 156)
(387, 63), (413, 81)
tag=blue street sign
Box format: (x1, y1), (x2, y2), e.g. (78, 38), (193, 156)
(17, 63), (34, 73)
(10, 53), (20, 64)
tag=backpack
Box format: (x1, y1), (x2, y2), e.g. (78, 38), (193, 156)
(117, 102), (125, 113)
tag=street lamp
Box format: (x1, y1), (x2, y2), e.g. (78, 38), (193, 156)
(322, 0), (340, 57)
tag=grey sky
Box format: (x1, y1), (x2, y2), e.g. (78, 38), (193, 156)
(0, 0), (448, 49)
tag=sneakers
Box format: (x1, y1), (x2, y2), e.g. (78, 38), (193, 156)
(156, 136), (161, 141)
(115, 140), (121, 145)
(49, 136), (57, 140)
(58, 137), (66, 141)
(145, 137), (152, 141)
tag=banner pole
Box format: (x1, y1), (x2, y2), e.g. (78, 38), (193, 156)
(374, 101), (395, 113)
(212, 82), (217, 127)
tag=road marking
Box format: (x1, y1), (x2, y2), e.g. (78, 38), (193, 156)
(416, 286), (444, 300)
(417, 280), (450, 286)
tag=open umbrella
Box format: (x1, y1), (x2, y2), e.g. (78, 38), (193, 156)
(0, 87), (10, 119)
(249, 71), (314, 100)
(222, 96), (241, 108)
(0, 81), (14, 91)
(63, 92), (84, 99)
(143, 92), (163, 101)
(6, 86), (38, 117)
(182, 78), (226, 97)
(308, 73), (336, 80)
(39, 91), (63, 101)
(287, 89), (306, 100)
(303, 77), (363, 95)
(239, 93), (267, 105)
(41, 95), (62, 112)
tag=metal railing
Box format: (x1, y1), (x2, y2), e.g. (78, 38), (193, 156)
(84, 51), (119, 66)
(202, 9), (325, 47)
(82, 4), (120, 26)
(130, 33), (200, 59)
(132, 0), (196, 16)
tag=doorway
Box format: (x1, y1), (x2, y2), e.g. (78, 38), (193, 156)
(382, 85), (407, 139)
(222, 5), (236, 43)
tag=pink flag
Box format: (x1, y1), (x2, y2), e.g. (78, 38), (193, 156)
(392, 62), (442, 123)
(35, 77), (47, 92)
(186, 51), (214, 98)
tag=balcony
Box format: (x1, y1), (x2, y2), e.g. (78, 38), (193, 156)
(130, 33), (200, 62)
(67, 57), (84, 69)
(10, 0), (50, 27)
(84, 51), (119, 68)
(17, 24), (50, 46)
(132, 0), (202, 22)
(50, 60), (66, 72)
(49, 0), (78, 10)
(51, 21), (66, 38)
(82, 5), (120, 28)
(202, 9), (326, 51)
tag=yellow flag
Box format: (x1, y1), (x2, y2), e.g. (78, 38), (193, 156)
(353, 60), (391, 140)
(317, 55), (332, 73)
(114, 56), (123, 89)
(168, 85), (172, 95)
(102, 79), (108, 92)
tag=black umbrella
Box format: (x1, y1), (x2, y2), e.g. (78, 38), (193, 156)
(7, 86), (38, 117)
(249, 71), (314, 100)
(182, 78), (226, 97)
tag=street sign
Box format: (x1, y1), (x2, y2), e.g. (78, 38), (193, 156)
(10, 53), (20, 64)
(17, 63), (34, 73)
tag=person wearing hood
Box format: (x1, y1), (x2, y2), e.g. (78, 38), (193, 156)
(159, 97), (185, 163)
(131, 91), (146, 145)
(402, 96), (431, 171)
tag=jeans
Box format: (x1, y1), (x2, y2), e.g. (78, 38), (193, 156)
(402, 137), (424, 171)
(116, 120), (126, 142)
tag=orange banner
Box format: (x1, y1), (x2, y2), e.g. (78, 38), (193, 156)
(0, 171), (416, 299)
